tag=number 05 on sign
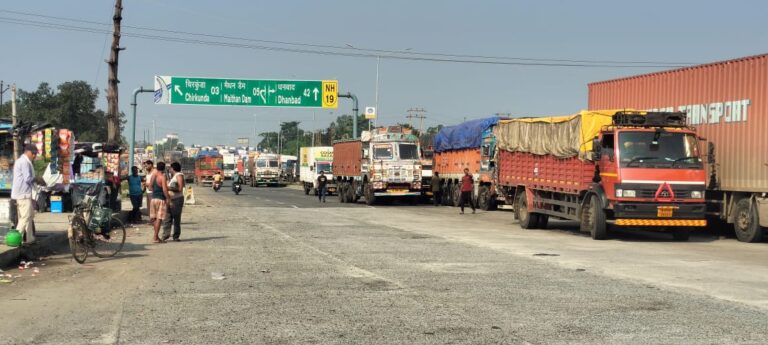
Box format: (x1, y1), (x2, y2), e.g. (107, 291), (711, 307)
(154, 76), (338, 109)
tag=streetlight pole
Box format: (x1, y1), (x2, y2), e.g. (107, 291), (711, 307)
(374, 55), (380, 127)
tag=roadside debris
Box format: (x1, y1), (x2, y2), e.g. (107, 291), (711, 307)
(211, 272), (226, 280)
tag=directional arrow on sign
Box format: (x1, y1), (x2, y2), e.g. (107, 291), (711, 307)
(313, 88), (319, 101)
(174, 85), (183, 96)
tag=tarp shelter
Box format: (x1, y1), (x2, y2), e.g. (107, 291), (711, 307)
(494, 110), (631, 160)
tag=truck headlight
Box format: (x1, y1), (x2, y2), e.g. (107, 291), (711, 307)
(616, 189), (636, 198)
(373, 174), (382, 181)
(691, 190), (704, 199)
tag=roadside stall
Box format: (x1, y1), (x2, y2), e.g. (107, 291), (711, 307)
(28, 128), (76, 213)
(72, 142), (125, 212)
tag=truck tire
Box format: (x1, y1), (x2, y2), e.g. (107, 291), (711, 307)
(365, 184), (377, 205)
(452, 184), (461, 207)
(516, 192), (539, 229)
(338, 183), (347, 203)
(537, 214), (549, 229)
(672, 227), (691, 241)
(441, 183), (451, 206)
(347, 182), (356, 203)
(734, 198), (764, 243)
(303, 183), (310, 195)
(478, 186), (490, 211)
(582, 194), (608, 240)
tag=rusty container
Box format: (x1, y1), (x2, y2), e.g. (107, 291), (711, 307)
(332, 140), (363, 178)
(588, 54), (768, 192)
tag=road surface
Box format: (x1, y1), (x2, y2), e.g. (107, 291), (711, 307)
(1, 184), (767, 344)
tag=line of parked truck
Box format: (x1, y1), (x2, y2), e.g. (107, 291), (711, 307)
(293, 53), (767, 243)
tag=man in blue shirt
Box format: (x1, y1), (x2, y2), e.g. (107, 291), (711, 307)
(126, 166), (144, 223)
(12, 144), (38, 244)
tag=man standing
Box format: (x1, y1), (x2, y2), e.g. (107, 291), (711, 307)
(149, 162), (172, 243)
(459, 168), (475, 214)
(143, 160), (154, 222)
(431, 172), (441, 206)
(127, 166), (144, 223)
(317, 170), (328, 203)
(12, 144), (38, 244)
(162, 162), (185, 242)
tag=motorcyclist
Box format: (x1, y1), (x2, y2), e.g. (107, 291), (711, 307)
(232, 171), (243, 185)
(213, 171), (223, 190)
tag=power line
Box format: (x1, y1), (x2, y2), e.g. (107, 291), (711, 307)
(0, 9), (698, 68)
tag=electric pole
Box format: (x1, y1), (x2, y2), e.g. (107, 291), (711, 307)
(106, 0), (125, 143)
(406, 107), (427, 134)
(11, 84), (18, 159)
(0, 81), (9, 119)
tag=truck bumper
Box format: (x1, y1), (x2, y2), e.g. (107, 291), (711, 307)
(374, 190), (421, 197)
(612, 202), (707, 227)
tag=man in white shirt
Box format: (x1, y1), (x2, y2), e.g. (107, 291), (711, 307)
(12, 144), (39, 244)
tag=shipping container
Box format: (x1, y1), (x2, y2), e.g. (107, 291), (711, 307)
(332, 141), (363, 178)
(588, 53), (768, 242)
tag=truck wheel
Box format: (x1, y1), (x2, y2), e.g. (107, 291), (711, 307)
(441, 184), (451, 206)
(364, 184), (376, 205)
(452, 185), (461, 207)
(516, 192), (539, 229)
(734, 199), (764, 243)
(347, 183), (356, 203)
(672, 227), (691, 241)
(303, 184), (310, 195)
(478, 186), (490, 211)
(337, 184), (345, 203)
(582, 194), (607, 240)
(537, 214), (549, 229)
(312, 187), (317, 196)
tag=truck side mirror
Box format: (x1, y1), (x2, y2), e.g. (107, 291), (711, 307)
(309, 166), (314, 171)
(362, 148), (370, 159)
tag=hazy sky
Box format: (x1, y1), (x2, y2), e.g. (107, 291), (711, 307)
(1, 0), (765, 146)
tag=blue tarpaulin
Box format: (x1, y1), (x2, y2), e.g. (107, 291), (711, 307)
(433, 117), (503, 152)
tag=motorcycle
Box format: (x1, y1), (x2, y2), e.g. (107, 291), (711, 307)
(233, 181), (242, 195)
(213, 181), (222, 192)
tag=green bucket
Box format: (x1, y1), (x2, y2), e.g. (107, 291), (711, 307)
(5, 229), (22, 247)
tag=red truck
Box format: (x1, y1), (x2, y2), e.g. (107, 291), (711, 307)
(433, 117), (505, 209)
(494, 110), (707, 241)
(194, 151), (223, 186)
(588, 54), (768, 242)
(334, 126), (423, 205)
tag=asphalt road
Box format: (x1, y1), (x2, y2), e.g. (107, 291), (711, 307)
(1, 184), (767, 344)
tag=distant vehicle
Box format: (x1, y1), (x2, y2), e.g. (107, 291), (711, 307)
(194, 151), (223, 186)
(334, 126), (422, 205)
(279, 155), (298, 183)
(222, 153), (236, 179)
(250, 153), (280, 187)
(180, 157), (195, 182)
(299, 147), (335, 196)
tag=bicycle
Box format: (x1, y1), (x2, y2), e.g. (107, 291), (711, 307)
(68, 183), (126, 264)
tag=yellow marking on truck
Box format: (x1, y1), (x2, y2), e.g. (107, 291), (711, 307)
(600, 172), (618, 177)
(614, 219), (707, 227)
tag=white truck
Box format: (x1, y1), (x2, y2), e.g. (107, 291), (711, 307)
(222, 152), (236, 179)
(251, 153), (280, 186)
(300, 146), (336, 196)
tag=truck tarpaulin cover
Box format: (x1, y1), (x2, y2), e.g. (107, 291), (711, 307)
(434, 117), (503, 152)
(494, 110), (626, 159)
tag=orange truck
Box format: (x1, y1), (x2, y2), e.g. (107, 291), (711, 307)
(494, 110), (707, 241)
(432, 117), (506, 209)
(333, 126), (422, 205)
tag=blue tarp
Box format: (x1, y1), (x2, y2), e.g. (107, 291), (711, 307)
(195, 150), (222, 158)
(433, 117), (504, 152)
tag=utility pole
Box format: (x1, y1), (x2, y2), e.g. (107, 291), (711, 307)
(406, 107), (427, 134)
(296, 124), (300, 156)
(0, 81), (9, 118)
(106, 0), (125, 143)
(11, 84), (18, 159)
(312, 111), (316, 146)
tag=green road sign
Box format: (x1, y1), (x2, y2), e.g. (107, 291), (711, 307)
(154, 76), (338, 108)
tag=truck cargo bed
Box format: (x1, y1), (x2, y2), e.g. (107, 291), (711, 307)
(498, 151), (594, 194)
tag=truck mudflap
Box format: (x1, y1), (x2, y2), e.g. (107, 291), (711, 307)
(612, 202), (707, 227)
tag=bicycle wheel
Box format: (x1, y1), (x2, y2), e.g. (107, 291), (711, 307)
(92, 216), (126, 258)
(69, 216), (89, 264)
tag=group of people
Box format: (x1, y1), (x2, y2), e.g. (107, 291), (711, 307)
(430, 168), (476, 214)
(127, 160), (185, 243)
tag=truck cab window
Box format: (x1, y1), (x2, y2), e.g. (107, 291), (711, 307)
(373, 144), (394, 160)
(398, 144), (419, 160)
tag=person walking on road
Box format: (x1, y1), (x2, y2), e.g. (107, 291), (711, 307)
(162, 162), (185, 242)
(431, 172), (441, 206)
(143, 160), (154, 222)
(12, 144), (39, 244)
(127, 166), (144, 224)
(459, 168), (475, 214)
(149, 162), (172, 243)
(317, 171), (328, 203)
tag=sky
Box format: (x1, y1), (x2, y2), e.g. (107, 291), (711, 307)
(0, 0), (766, 146)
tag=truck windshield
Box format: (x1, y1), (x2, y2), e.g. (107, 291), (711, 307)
(619, 131), (701, 168)
(373, 144), (394, 160)
(398, 144), (420, 160)
(316, 162), (332, 173)
(269, 160), (279, 168)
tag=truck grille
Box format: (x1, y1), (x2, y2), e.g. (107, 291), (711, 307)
(637, 188), (691, 199)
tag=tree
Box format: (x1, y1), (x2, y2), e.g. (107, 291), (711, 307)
(4, 81), (125, 143)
